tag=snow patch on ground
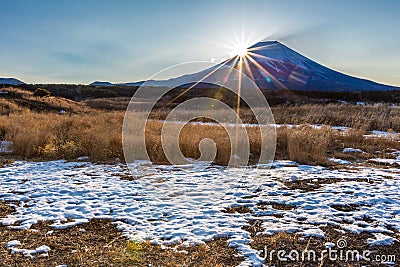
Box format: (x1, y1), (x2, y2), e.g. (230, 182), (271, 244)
(6, 240), (21, 248)
(7, 241), (51, 258)
(367, 233), (398, 246)
(342, 147), (364, 153)
(369, 157), (400, 166)
(364, 130), (399, 140)
(1, 160), (399, 266)
(328, 158), (352, 164)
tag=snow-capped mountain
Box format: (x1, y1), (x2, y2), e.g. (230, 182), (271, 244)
(0, 78), (25, 85)
(233, 41), (398, 91)
(103, 41), (398, 92)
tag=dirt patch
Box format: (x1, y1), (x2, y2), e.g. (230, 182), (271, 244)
(257, 201), (297, 211)
(361, 215), (374, 223)
(282, 179), (326, 192)
(0, 156), (17, 167)
(121, 237), (244, 267)
(0, 201), (17, 218)
(115, 172), (135, 181)
(222, 205), (253, 214)
(330, 204), (361, 212)
(1, 218), (244, 267)
(282, 177), (375, 192)
(0, 219), (126, 267)
(242, 219), (265, 236)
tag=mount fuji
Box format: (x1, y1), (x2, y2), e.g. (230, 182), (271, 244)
(237, 41), (398, 91)
(107, 41), (398, 92)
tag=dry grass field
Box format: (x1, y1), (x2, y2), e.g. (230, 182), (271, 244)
(0, 105), (399, 165)
(0, 87), (87, 114)
(0, 112), (122, 161)
(0, 95), (400, 165)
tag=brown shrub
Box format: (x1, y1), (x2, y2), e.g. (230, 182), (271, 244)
(286, 126), (333, 165)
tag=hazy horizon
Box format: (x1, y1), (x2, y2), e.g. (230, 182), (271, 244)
(1, 0), (399, 86)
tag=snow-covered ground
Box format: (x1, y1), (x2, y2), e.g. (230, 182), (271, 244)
(1, 160), (399, 266)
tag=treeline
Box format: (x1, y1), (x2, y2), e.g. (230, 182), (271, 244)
(12, 83), (400, 106)
(286, 89), (400, 104)
(17, 84), (139, 101)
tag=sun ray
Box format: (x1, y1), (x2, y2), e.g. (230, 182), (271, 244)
(167, 58), (235, 105)
(233, 54), (243, 167)
(246, 51), (302, 99)
(222, 56), (240, 83)
(247, 51), (276, 62)
(244, 54), (288, 90)
(247, 43), (276, 52)
(241, 55), (255, 82)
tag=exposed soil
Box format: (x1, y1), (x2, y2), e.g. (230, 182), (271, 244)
(0, 201), (243, 267)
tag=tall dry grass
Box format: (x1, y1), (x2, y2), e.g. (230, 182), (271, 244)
(147, 104), (400, 132)
(285, 126), (333, 165)
(272, 103), (400, 132)
(119, 105), (269, 165)
(1, 110), (398, 165)
(0, 112), (123, 160)
(143, 120), (261, 165)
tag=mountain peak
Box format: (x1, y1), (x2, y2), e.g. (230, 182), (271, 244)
(245, 40), (304, 68)
(249, 40), (294, 53)
(258, 39), (281, 44)
(250, 40), (285, 48)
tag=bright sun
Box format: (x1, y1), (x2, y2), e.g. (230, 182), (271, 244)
(230, 44), (248, 58)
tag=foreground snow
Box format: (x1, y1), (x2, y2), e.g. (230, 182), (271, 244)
(1, 160), (399, 266)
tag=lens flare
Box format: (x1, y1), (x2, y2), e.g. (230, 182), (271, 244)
(230, 44), (248, 57)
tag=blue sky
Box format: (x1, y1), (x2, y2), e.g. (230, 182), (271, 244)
(1, 0), (399, 85)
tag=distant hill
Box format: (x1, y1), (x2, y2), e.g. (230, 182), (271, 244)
(89, 81), (115, 87)
(0, 78), (25, 86)
(0, 87), (86, 114)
